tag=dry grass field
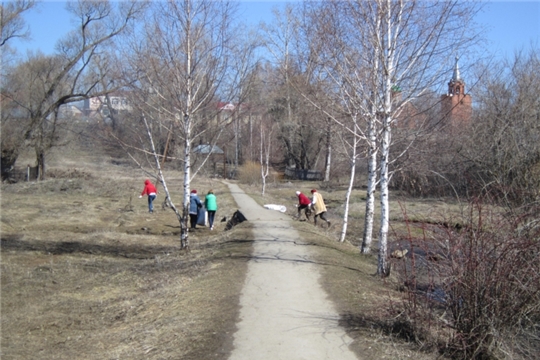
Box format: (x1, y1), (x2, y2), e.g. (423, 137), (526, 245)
(1, 139), (453, 359)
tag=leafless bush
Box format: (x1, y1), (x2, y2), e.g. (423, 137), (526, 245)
(392, 200), (540, 359)
(238, 161), (262, 185)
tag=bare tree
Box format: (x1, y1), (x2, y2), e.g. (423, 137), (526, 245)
(263, 5), (328, 172)
(462, 48), (540, 206)
(122, 0), (254, 249)
(1, 0), (147, 180)
(368, 0), (480, 276)
(299, 0), (481, 275)
(288, 1), (377, 246)
(0, 0), (35, 47)
(259, 115), (273, 196)
(337, 112), (361, 243)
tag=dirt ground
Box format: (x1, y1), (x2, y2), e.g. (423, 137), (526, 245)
(1, 142), (441, 359)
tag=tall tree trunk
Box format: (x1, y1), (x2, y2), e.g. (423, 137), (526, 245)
(181, 113), (192, 250)
(377, 117), (391, 276)
(260, 119), (272, 196)
(142, 114), (182, 228)
(361, 118), (377, 253)
(377, 2), (394, 276)
(361, 6), (381, 254)
(234, 111), (239, 176)
(249, 113), (253, 161)
(36, 146), (45, 181)
(324, 118), (332, 182)
(339, 120), (358, 242)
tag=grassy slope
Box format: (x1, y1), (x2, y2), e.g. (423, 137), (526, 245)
(1, 143), (252, 359)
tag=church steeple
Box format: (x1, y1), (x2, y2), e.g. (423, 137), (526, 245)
(448, 56), (465, 96)
(452, 56), (461, 82)
(441, 55), (472, 127)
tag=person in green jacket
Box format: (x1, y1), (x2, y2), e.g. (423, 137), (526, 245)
(205, 189), (218, 230)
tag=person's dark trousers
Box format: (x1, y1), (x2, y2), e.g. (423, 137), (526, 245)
(297, 204), (310, 219)
(189, 214), (197, 228)
(314, 212), (329, 226)
(208, 211), (216, 228)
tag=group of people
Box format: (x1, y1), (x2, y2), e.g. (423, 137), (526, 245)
(139, 179), (330, 229)
(139, 180), (218, 230)
(295, 189), (331, 227)
(189, 189), (217, 230)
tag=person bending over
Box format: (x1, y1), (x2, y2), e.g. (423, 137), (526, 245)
(310, 189), (331, 227)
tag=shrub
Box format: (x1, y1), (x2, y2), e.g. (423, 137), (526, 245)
(238, 161), (262, 186)
(392, 200), (540, 359)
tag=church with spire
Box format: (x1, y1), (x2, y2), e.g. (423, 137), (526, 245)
(440, 56), (472, 127)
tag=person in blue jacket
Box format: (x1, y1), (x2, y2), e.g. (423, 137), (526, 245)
(205, 189), (218, 230)
(189, 189), (202, 229)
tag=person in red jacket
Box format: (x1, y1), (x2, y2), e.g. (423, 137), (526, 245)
(295, 191), (312, 221)
(139, 179), (157, 213)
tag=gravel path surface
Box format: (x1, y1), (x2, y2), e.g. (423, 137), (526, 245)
(225, 182), (359, 360)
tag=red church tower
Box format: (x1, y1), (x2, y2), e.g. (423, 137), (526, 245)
(441, 56), (472, 127)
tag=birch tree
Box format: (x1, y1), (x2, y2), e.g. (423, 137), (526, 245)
(337, 112), (361, 243)
(259, 116), (273, 196)
(123, 0), (253, 249)
(298, 0), (480, 275)
(291, 1), (377, 246)
(360, 0), (480, 275)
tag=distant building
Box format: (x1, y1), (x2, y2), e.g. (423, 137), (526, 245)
(215, 101), (255, 124)
(192, 144), (224, 154)
(58, 104), (83, 118)
(83, 92), (132, 117)
(392, 87), (428, 129)
(218, 102), (236, 111)
(440, 57), (472, 127)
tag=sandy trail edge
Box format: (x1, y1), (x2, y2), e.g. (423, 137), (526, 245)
(225, 182), (359, 360)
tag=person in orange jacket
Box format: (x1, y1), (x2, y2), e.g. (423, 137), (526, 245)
(139, 179), (157, 213)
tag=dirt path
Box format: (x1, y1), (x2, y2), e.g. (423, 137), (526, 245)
(225, 182), (359, 360)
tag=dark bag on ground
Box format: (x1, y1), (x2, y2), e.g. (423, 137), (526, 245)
(225, 210), (247, 231)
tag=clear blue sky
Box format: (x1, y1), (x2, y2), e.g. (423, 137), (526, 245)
(10, 0), (540, 60)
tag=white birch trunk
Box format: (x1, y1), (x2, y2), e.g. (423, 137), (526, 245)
(377, 117), (391, 276)
(361, 8), (381, 254)
(377, 0), (395, 276)
(142, 115), (182, 225)
(339, 122), (358, 242)
(260, 126), (266, 196)
(324, 120), (332, 182)
(234, 112), (239, 176)
(361, 120), (377, 253)
(260, 121), (271, 196)
(180, 10), (193, 250)
(181, 113), (192, 250)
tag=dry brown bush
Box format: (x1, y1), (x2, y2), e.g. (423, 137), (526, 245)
(237, 161), (262, 185)
(392, 199), (540, 359)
